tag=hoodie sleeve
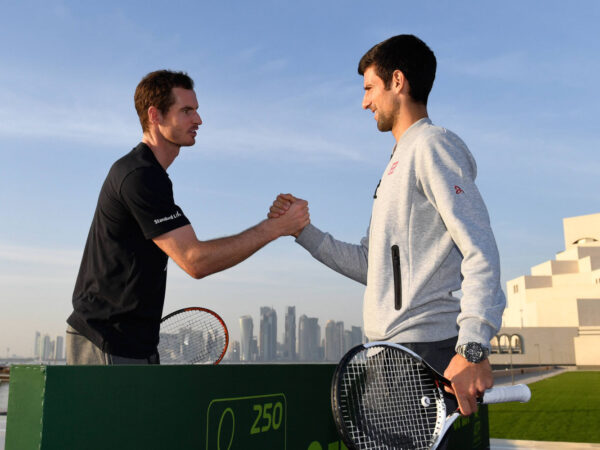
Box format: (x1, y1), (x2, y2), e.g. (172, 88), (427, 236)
(415, 130), (506, 351)
(295, 223), (369, 285)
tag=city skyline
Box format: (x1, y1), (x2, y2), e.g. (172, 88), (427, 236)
(1, 2), (599, 357)
(228, 306), (363, 363)
(3, 308), (362, 360)
(4, 331), (66, 362)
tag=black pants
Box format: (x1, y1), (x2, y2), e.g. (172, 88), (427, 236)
(400, 336), (458, 450)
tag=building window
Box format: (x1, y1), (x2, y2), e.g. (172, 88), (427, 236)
(490, 336), (499, 354)
(498, 334), (510, 353)
(510, 334), (523, 354)
(513, 284), (519, 293)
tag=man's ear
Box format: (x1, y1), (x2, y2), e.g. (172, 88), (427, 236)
(148, 106), (161, 125)
(392, 69), (406, 94)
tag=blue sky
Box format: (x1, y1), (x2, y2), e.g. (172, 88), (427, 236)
(1, 1), (599, 357)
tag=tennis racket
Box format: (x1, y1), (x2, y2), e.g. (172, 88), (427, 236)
(331, 342), (531, 450)
(158, 307), (229, 365)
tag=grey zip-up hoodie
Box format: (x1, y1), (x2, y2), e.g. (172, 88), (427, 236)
(296, 118), (505, 350)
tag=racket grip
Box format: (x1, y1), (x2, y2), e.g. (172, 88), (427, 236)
(481, 384), (531, 404)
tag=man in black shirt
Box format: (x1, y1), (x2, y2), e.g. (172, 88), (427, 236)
(67, 70), (309, 364)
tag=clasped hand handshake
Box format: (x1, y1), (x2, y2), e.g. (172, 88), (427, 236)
(267, 193), (309, 238)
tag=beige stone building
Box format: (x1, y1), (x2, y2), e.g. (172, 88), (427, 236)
(489, 213), (600, 368)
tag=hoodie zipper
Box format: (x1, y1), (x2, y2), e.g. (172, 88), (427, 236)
(391, 245), (402, 310)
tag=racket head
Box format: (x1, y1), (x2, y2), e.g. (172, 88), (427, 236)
(331, 342), (448, 450)
(158, 307), (229, 365)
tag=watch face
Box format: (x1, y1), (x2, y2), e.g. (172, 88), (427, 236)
(466, 343), (483, 361)
(462, 342), (485, 363)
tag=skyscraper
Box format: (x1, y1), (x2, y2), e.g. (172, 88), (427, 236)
(335, 321), (345, 357)
(343, 325), (364, 354)
(55, 335), (64, 361)
(228, 341), (241, 362)
(259, 307), (277, 361)
(350, 326), (363, 347)
(344, 330), (353, 353)
(325, 320), (344, 361)
(42, 334), (53, 361)
(239, 315), (254, 362)
(34, 331), (41, 360)
(298, 315), (321, 361)
(283, 306), (296, 361)
(250, 337), (258, 361)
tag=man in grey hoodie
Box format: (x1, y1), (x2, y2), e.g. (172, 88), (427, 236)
(270, 34), (506, 423)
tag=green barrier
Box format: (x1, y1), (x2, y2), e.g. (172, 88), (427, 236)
(5, 364), (488, 449)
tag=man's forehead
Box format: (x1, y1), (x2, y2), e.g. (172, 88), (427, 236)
(172, 87), (198, 106)
(363, 66), (381, 84)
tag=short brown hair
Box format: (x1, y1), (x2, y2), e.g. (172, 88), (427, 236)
(134, 70), (194, 132)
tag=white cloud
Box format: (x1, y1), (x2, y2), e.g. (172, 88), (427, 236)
(0, 92), (137, 146)
(193, 123), (367, 162)
(442, 49), (600, 88)
(0, 73), (374, 163)
(0, 242), (81, 267)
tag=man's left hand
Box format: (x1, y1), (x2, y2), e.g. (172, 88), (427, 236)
(443, 354), (494, 416)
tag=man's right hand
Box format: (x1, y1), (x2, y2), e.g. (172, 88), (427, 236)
(267, 193), (308, 237)
(444, 354), (494, 416)
(154, 197), (308, 280)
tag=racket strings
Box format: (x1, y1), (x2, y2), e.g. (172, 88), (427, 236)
(338, 347), (443, 449)
(158, 310), (227, 364)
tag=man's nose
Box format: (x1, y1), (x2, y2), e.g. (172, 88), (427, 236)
(361, 94), (370, 110)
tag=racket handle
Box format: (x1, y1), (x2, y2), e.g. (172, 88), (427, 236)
(481, 384), (531, 404)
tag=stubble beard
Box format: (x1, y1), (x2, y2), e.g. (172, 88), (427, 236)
(376, 112), (394, 132)
(168, 129), (196, 148)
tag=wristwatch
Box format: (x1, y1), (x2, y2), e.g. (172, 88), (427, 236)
(456, 342), (489, 364)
